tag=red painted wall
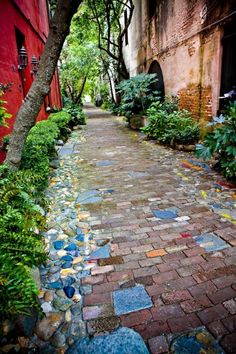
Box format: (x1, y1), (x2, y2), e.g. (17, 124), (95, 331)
(0, 0), (62, 149)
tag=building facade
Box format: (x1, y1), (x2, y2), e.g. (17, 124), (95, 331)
(0, 0), (62, 151)
(123, 0), (236, 124)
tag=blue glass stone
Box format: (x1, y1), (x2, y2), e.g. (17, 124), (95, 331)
(53, 240), (64, 250)
(152, 209), (177, 219)
(61, 255), (73, 262)
(88, 234), (93, 240)
(65, 243), (77, 251)
(211, 203), (222, 209)
(77, 270), (90, 279)
(188, 159), (211, 170)
(113, 285), (152, 316)
(67, 250), (80, 257)
(80, 196), (102, 204)
(76, 234), (85, 242)
(63, 286), (75, 299)
(212, 183), (222, 190)
(107, 189), (115, 194)
(194, 233), (229, 252)
(76, 227), (83, 235)
(89, 244), (110, 260)
(47, 281), (63, 290)
(76, 190), (100, 203)
(96, 161), (114, 166)
(62, 261), (72, 269)
(53, 260), (61, 267)
(62, 276), (76, 287)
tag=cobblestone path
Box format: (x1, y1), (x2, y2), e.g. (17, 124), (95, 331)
(39, 105), (236, 353)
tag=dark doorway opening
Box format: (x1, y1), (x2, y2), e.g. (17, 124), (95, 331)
(148, 60), (165, 100)
(219, 20), (236, 110)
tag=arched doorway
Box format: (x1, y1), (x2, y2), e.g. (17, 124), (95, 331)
(148, 60), (165, 100)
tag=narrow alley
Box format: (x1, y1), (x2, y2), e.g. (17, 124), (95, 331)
(40, 105), (236, 353)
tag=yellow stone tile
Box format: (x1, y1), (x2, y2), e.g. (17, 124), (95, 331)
(72, 294), (81, 302)
(72, 256), (83, 265)
(60, 268), (77, 276)
(200, 190), (207, 199)
(146, 249), (167, 257)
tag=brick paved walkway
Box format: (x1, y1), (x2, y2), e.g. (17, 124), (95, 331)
(75, 106), (236, 353)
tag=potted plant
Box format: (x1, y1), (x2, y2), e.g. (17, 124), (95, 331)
(116, 73), (160, 130)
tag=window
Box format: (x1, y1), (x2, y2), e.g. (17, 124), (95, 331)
(148, 0), (157, 19)
(15, 27), (25, 52)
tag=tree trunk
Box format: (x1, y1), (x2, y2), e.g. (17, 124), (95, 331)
(6, 0), (82, 170)
(75, 76), (87, 104)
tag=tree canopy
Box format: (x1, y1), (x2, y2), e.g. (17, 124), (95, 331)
(59, 0), (134, 105)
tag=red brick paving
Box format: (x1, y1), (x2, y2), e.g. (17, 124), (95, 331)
(79, 106), (236, 353)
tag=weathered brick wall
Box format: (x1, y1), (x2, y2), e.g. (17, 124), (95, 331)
(124, 0), (236, 123)
(178, 85), (212, 123)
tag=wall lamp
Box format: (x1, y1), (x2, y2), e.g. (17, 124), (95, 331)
(31, 55), (39, 75)
(18, 46), (28, 70)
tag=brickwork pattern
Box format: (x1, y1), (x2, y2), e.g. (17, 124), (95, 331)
(79, 106), (236, 353)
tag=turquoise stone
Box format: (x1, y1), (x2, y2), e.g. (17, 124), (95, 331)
(194, 233), (229, 252)
(113, 285), (152, 316)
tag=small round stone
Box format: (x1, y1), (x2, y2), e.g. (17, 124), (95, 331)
(44, 291), (54, 302)
(50, 331), (66, 348)
(41, 302), (53, 313)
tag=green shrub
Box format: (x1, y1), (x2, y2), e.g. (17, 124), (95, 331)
(21, 120), (59, 190)
(142, 101), (200, 146)
(0, 165), (47, 318)
(0, 90), (12, 127)
(49, 111), (71, 137)
(0, 105), (80, 319)
(116, 73), (160, 117)
(75, 106), (86, 125)
(195, 102), (236, 180)
(26, 120), (59, 154)
(63, 100), (86, 125)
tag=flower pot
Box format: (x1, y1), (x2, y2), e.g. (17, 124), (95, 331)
(129, 115), (148, 130)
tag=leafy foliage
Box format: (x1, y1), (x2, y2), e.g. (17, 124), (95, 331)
(0, 90), (12, 127)
(63, 100), (87, 125)
(116, 74), (160, 117)
(0, 103), (87, 318)
(0, 165), (47, 318)
(142, 99), (200, 146)
(75, 0), (134, 80)
(60, 38), (100, 103)
(49, 111), (71, 137)
(21, 120), (59, 189)
(0, 104), (87, 318)
(195, 101), (236, 180)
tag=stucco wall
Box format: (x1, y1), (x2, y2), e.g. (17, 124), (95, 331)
(123, 0), (236, 122)
(0, 0), (62, 143)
